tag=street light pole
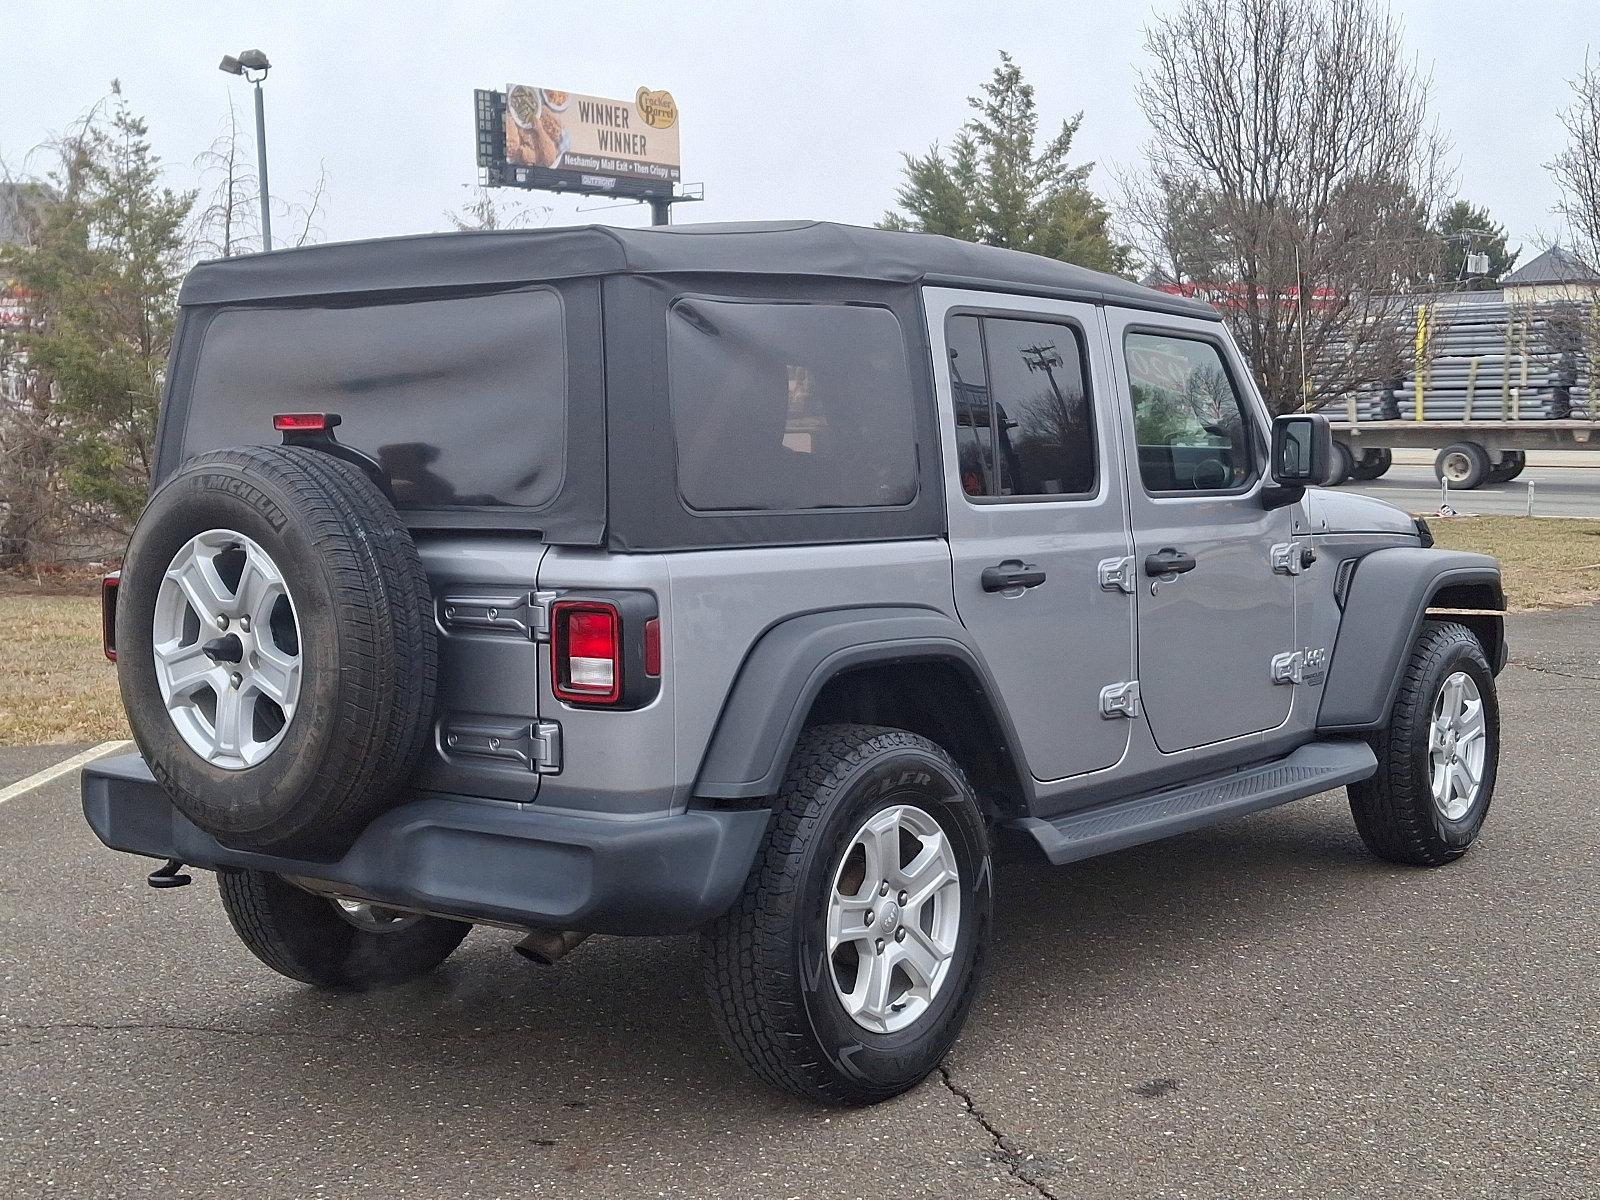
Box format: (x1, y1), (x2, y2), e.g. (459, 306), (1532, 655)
(219, 50), (273, 251)
(252, 78), (272, 250)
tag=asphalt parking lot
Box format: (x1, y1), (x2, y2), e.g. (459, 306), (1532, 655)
(3, 608), (1597, 1199)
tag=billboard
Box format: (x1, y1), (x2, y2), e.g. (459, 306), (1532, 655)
(476, 85), (680, 198)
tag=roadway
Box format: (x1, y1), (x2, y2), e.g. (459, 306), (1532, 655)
(1345, 464), (1600, 517)
(3, 608), (1598, 1198)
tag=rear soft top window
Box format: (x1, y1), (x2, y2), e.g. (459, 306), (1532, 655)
(180, 288), (567, 510)
(667, 298), (918, 513)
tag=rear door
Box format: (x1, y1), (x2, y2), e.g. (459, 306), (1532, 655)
(926, 288), (1135, 782)
(1104, 309), (1297, 754)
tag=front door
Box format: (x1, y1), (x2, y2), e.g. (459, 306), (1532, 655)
(927, 289), (1135, 782)
(1103, 310), (1297, 754)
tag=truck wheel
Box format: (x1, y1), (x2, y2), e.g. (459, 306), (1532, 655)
(218, 869), (469, 990)
(115, 446), (437, 856)
(700, 724), (992, 1104)
(1348, 448), (1393, 481)
(1434, 442), (1490, 490)
(1487, 451), (1526, 484)
(1348, 621), (1499, 867)
(1328, 440), (1354, 485)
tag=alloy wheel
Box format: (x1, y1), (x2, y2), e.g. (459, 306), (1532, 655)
(151, 528), (302, 770)
(1429, 670), (1487, 821)
(826, 804), (962, 1034)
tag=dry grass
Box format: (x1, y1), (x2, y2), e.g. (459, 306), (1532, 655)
(1429, 517), (1600, 611)
(0, 516), (1594, 745)
(0, 579), (127, 745)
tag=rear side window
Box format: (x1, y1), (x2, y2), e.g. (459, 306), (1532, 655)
(182, 289), (566, 510)
(945, 314), (1096, 499)
(667, 298), (918, 512)
(1124, 332), (1255, 493)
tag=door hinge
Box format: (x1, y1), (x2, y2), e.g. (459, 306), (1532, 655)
(1270, 543), (1304, 576)
(439, 590), (558, 641)
(1098, 555), (1137, 594)
(441, 717), (563, 773)
(1270, 651), (1305, 685)
(1099, 680), (1141, 719)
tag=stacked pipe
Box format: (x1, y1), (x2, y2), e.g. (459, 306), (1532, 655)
(1325, 292), (1594, 422)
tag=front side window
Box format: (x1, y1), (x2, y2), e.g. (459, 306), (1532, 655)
(945, 314), (1097, 500)
(1124, 332), (1256, 493)
(668, 299), (918, 512)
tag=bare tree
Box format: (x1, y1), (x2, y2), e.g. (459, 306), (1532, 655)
(1549, 52), (1600, 270)
(190, 99), (258, 257)
(446, 184), (549, 232)
(191, 99), (328, 257)
(1127, 0), (1451, 413)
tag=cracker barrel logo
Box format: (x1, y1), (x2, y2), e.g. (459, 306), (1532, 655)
(636, 88), (678, 130)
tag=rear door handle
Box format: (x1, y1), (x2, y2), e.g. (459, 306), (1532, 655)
(981, 560), (1047, 593)
(1144, 548), (1197, 577)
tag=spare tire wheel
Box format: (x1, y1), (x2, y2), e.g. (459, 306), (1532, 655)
(116, 445), (437, 856)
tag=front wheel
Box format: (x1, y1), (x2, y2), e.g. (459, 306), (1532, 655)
(218, 869), (470, 990)
(699, 724), (992, 1104)
(1328, 440), (1355, 485)
(1348, 621), (1499, 866)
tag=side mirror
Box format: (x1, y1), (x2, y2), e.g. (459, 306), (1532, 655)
(1270, 413), (1333, 484)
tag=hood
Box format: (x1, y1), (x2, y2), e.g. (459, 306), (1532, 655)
(1302, 488), (1421, 537)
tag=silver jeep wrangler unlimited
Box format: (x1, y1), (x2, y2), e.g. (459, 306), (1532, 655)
(87, 221), (1504, 1104)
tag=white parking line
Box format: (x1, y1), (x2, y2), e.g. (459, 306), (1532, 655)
(0, 740), (133, 806)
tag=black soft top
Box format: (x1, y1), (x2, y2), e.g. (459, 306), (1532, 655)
(178, 219), (1217, 320)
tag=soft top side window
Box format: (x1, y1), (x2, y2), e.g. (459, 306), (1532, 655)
(667, 298), (919, 513)
(1123, 331), (1257, 494)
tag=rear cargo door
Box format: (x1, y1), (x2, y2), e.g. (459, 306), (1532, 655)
(415, 537), (552, 801)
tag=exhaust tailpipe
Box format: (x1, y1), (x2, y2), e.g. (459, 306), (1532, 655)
(514, 929), (590, 965)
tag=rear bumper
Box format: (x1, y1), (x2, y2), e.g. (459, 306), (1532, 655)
(80, 754), (768, 935)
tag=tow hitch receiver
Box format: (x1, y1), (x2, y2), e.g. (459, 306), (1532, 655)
(147, 859), (192, 889)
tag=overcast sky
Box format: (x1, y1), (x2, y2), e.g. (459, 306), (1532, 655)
(2, 1), (1591, 254)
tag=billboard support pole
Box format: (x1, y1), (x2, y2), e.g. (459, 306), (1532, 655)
(648, 196), (672, 226)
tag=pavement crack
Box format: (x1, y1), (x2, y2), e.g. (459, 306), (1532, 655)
(1508, 661), (1600, 683)
(938, 1065), (1059, 1200)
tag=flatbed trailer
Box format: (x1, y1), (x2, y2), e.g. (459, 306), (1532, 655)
(1329, 419), (1600, 488)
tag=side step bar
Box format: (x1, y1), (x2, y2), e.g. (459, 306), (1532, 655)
(1008, 741), (1377, 866)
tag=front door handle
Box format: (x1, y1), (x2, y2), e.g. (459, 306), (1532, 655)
(981, 560), (1047, 593)
(1144, 548), (1197, 577)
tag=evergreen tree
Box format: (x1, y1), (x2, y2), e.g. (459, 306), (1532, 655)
(1434, 200), (1519, 288)
(2, 85), (194, 528)
(881, 53), (1131, 275)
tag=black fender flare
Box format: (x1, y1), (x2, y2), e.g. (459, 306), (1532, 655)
(692, 606), (1032, 803)
(1318, 548), (1505, 732)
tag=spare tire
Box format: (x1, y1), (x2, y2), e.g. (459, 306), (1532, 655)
(115, 446), (437, 855)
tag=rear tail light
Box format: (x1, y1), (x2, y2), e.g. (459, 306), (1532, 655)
(101, 572), (120, 662)
(551, 601), (622, 704)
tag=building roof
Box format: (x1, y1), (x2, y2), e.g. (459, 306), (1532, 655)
(177, 220), (1217, 319)
(1499, 245), (1600, 286)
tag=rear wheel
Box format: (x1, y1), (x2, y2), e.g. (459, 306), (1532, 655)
(1348, 448), (1393, 481)
(700, 724), (992, 1104)
(218, 869), (469, 990)
(1348, 621), (1498, 866)
(1487, 451), (1526, 484)
(1434, 442), (1491, 490)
